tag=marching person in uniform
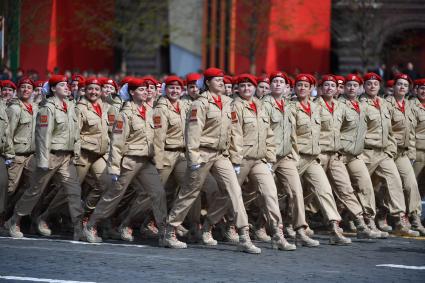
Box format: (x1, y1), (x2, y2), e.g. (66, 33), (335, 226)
(1, 80), (16, 103)
(411, 79), (425, 197)
(255, 75), (270, 99)
(163, 68), (261, 254)
(5, 75), (83, 240)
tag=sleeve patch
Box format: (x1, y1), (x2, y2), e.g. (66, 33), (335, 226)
(153, 115), (162, 128)
(113, 120), (124, 133)
(189, 108), (198, 122)
(108, 114), (115, 123)
(39, 115), (48, 127)
(231, 111), (238, 123)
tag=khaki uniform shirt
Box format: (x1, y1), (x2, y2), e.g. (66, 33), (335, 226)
(229, 96), (276, 165)
(359, 94), (397, 157)
(316, 98), (343, 153)
(262, 95), (297, 159)
(35, 96), (80, 168)
(153, 97), (190, 169)
(108, 101), (154, 175)
(338, 95), (367, 156)
(0, 101), (14, 158)
(186, 91), (233, 167)
(6, 98), (37, 154)
(411, 98), (425, 152)
(291, 99), (321, 156)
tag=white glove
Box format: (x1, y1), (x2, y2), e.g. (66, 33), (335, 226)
(411, 160), (415, 165)
(4, 159), (13, 167)
(267, 163), (274, 172)
(190, 164), (201, 170)
(111, 174), (120, 182)
(233, 165), (241, 175)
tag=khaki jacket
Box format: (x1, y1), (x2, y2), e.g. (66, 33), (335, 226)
(359, 94), (397, 157)
(385, 96), (415, 158)
(291, 99), (321, 156)
(409, 98), (425, 155)
(262, 95), (297, 159)
(229, 96), (275, 165)
(35, 96), (80, 168)
(106, 94), (123, 113)
(338, 95), (367, 156)
(316, 98), (343, 153)
(0, 101), (14, 158)
(153, 96), (190, 169)
(186, 91), (233, 166)
(108, 101), (154, 175)
(76, 97), (111, 156)
(6, 98), (37, 154)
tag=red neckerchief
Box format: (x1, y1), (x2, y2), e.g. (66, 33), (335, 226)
(24, 103), (33, 115)
(324, 100), (334, 114)
(212, 95), (222, 110)
(350, 100), (360, 113)
(249, 101), (257, 114)
(172, 102), (180, 114)
(92, 102), (102, 117)
(138, 105), (146, 120)
(372, 98), (380, 109)
(421, 103), (425, 109)
(62, 101), (68, 113)
(396, 99), (405, 113)
(300, 101), (311, 116)
(274, 98), (284, 112)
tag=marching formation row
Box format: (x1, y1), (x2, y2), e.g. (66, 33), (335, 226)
(0, 68), (424, 254)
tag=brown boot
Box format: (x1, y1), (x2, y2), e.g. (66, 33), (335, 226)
(393, 213), (419, 237)
(410, 214), (425, 236)
(329, 221), (352, 245)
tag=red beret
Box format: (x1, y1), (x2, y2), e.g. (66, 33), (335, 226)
(204, 67), (224, 78)
(120, 76), (134, 86)
(34, 80), (45, 88)
(232, 76), (239, 85)
(85, 77), (102, 87)
(270, 71), (288, 84)
(1, 80), (17, 90)
(223, 75), (233, 85)
(127, 78), (146, 88)
(17, 77), (34, 88)
(335, 75), (346, 85)
(186, 73), (202, 84)
(295, 74), (314, 85)
(363, 72), (382, 82)
(393, 73), (412, 85)
(321, 74), (337, 84)
(164, 75), (184, 87)
(237, 74), (257, 86)
(386, 80), (395, 87)
(143, 75), (158, 86)
(102, 78), (119, 91)
(345, 74), (364, 85)
(257, 75), (270, 85)
(414, 79), (425, 87)
(49, 75), (68, 86)
(71, 74), (85, 83)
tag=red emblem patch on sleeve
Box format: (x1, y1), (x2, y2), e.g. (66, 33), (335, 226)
(189, 108), (198, 122)
(231, 111), (238, 124)
(153, 115), (162, 128)
(108, 114), (115, 123)
(113, 120), (124, 133)
(39, 115), (48, 127)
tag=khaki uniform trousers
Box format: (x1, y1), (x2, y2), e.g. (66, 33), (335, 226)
(0, 157), (8, 215)
(319, 153), (364, 218)
(274, 156), (308, 229)
(238, 159), (282, 228)
(394, 151), (422, 216)
(298, 155), (341, 222)
(14, 152), (82, 224)
(413, 150), (425, 197)
(343, 155), (376, 218)
(362, 149), (406, 216)
(89, 156), (167, 227)
(167, 152), (249, 229)
(43, 150), (109, 216)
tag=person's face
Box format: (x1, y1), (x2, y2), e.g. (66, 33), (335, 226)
(337, 84), (345, 96)
(156, 84), (162, 97)
(166, 84), (182, 102)
(187, 83), (200, 99)
(130, 86), (148, 103)
(71, 81), (79, 92)
(232, 84), (239, 95)
(85, 84), (101, 103)
(417, 85), (425, 102)
(18, 83), (33, 101)
(386, 87), (394, 97)
(78, 87), (86, 97)
(295, 81), (311, 100)
(147, 84), (156, 99)
(34, 87), (43, 98)
(225, 84), (233, 96)
(1, 87), (15, 101)
(52, 82), (69, 99)
(270, 77), (285, 96)
(344, 81), (360, 100)
(321, 81), (337, 100)
(364, 80), (380, 97)
(206, 77), (225, 94)
(393, 79), (409, 98)
(238, 82), (255, 100)
(256, 82), (270, 98)
(102, 84), (116, 98)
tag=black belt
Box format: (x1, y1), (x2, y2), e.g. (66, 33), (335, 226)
(51, 150), (73, 154)
(165, 148), (185, 152)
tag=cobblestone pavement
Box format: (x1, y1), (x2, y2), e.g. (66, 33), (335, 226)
(0, 233), (424, 283)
